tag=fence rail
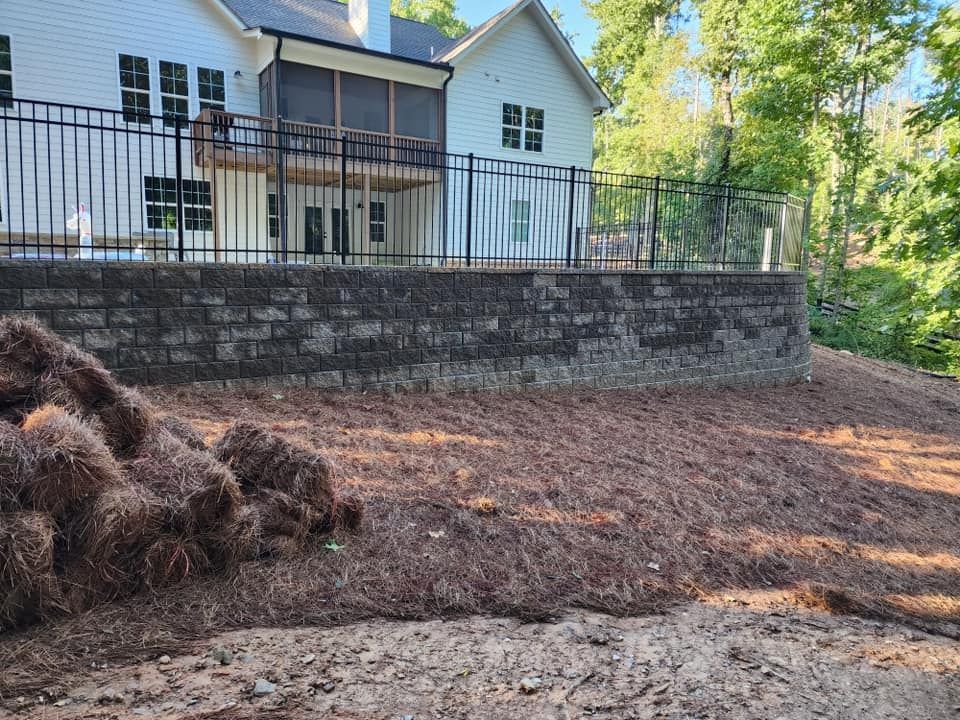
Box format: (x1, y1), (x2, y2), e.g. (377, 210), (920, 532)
(1, 98), (808, 269)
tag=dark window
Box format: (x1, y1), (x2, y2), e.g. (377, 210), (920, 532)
(279, 62), (334, 126)
(159, 60), (189, 127)
(144, 176), (211, 231)
(268, 192), (279, 240)
(369, 201), (386, 243)
(332, 207), (350, 254)
(341, 73), (388, 133)
(501, 103), (522, 150)
(395, 83), (439, 140)
(305, 206), (324, 254)
(0, 35), (12, 105)
(198, 67), (225, 111)
(119, 54), (151, 123)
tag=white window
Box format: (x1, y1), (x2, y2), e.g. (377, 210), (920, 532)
(197, 67), (225, 112)
(0, 35), (12, 105)
(524, 107), (544, 152)
(144, 176), (212, 231)
(119, 54), (151, 123)
(501, 103), (522, 150)
(369, 201), (386, 243)
(501, 103), (544, 153)
(159, 60), (189, 127)
(510, 200), (530, 243)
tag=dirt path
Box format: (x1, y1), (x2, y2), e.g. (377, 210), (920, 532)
(10, 595), (960, 720)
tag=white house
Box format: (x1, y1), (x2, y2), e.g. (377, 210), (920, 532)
(0, 0), (610, 264)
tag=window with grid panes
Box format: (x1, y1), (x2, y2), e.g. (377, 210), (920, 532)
(369, 201), (386, 243)
(0, 36), (12, 106)
(144, 176), (211, 231)
(159, 60), (189, 127)
(524, 107), (544, 152)
(119, 54), (151, 123)
(501, 102), (522, 149)
(197, 67), (225, 111)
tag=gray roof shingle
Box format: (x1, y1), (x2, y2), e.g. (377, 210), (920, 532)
(221, 0), (457, 63)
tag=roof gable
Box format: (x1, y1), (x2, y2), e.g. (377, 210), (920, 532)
(434, 0), (610, 111)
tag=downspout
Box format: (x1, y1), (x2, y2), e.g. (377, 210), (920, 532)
(440, 67), (454, 266)
(274, 36), (287, 263)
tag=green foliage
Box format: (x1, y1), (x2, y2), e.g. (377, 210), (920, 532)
(594, 31), (707, 178)
(585, 0), (956, 372)
(807, 264), (959, 374)
(390, 0), (469, 38)
(870, 6), (960, 356)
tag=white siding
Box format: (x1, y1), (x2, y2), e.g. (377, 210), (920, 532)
(444, 8), (596, 263)
(445, 9), (595, 168)
(0, 0), (264, 252)
(0, 0), (261, 117)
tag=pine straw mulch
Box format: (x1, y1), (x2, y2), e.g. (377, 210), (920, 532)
(2, 345), (959, 698)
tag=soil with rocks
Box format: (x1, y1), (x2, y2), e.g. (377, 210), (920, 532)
(6, 595), (959, 719)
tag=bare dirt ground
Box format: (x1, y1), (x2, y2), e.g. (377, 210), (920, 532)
(2, 346), (960, 716)
(9, 595), (960, 719)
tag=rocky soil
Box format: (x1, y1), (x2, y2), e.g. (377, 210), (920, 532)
(8, 595), (959, 719)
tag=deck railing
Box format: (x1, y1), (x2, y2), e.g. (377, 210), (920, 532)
(1, 98), (808, 269)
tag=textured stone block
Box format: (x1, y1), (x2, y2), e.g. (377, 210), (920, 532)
(47, 266), (102, 289)
(54, 309), (107, 329)
(0, 265), (46, 288)
(23, 289), (78, 309)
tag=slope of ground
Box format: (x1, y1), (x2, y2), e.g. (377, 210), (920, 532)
(2, 346), (959, 705)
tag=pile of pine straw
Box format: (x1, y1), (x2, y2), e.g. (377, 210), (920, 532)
(0, 317), (361, 630)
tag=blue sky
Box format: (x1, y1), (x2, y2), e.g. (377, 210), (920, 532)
(457, 0), (598, 58)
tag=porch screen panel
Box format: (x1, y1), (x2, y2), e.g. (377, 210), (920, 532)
(259, 66), (274, 118)
(394, 83), (439, 140)
(341, 73), (388, 132)
(279, 62), (334, 126)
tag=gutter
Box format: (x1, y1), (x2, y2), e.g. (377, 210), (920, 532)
(259, 27), (455, 73)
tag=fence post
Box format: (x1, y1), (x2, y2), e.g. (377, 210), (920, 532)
(276, 117), (288, 264)
(174, 116), (185, 263)
(564, 165), (576, 268)
(801, 192), (813, 271)
(340, 133), (348, 265)
(648, 176), (660, 270)
(777, 195), (788, 271)
(718, 184), (732, 269)
(465, 153), (474, 267)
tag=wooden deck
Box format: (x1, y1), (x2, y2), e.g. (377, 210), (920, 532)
(191, 111), (442, 191)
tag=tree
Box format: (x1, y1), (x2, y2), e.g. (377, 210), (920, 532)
(694, 0), (747, 184)
(390, 0), (470, 38)
(871, 5), (960, 363)
(583, 0), (683, 105)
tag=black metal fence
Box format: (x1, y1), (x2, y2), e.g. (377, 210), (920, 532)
(1, 98), (807, 269)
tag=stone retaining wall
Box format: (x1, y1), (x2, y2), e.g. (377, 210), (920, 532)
(0, 262), (810, 392)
